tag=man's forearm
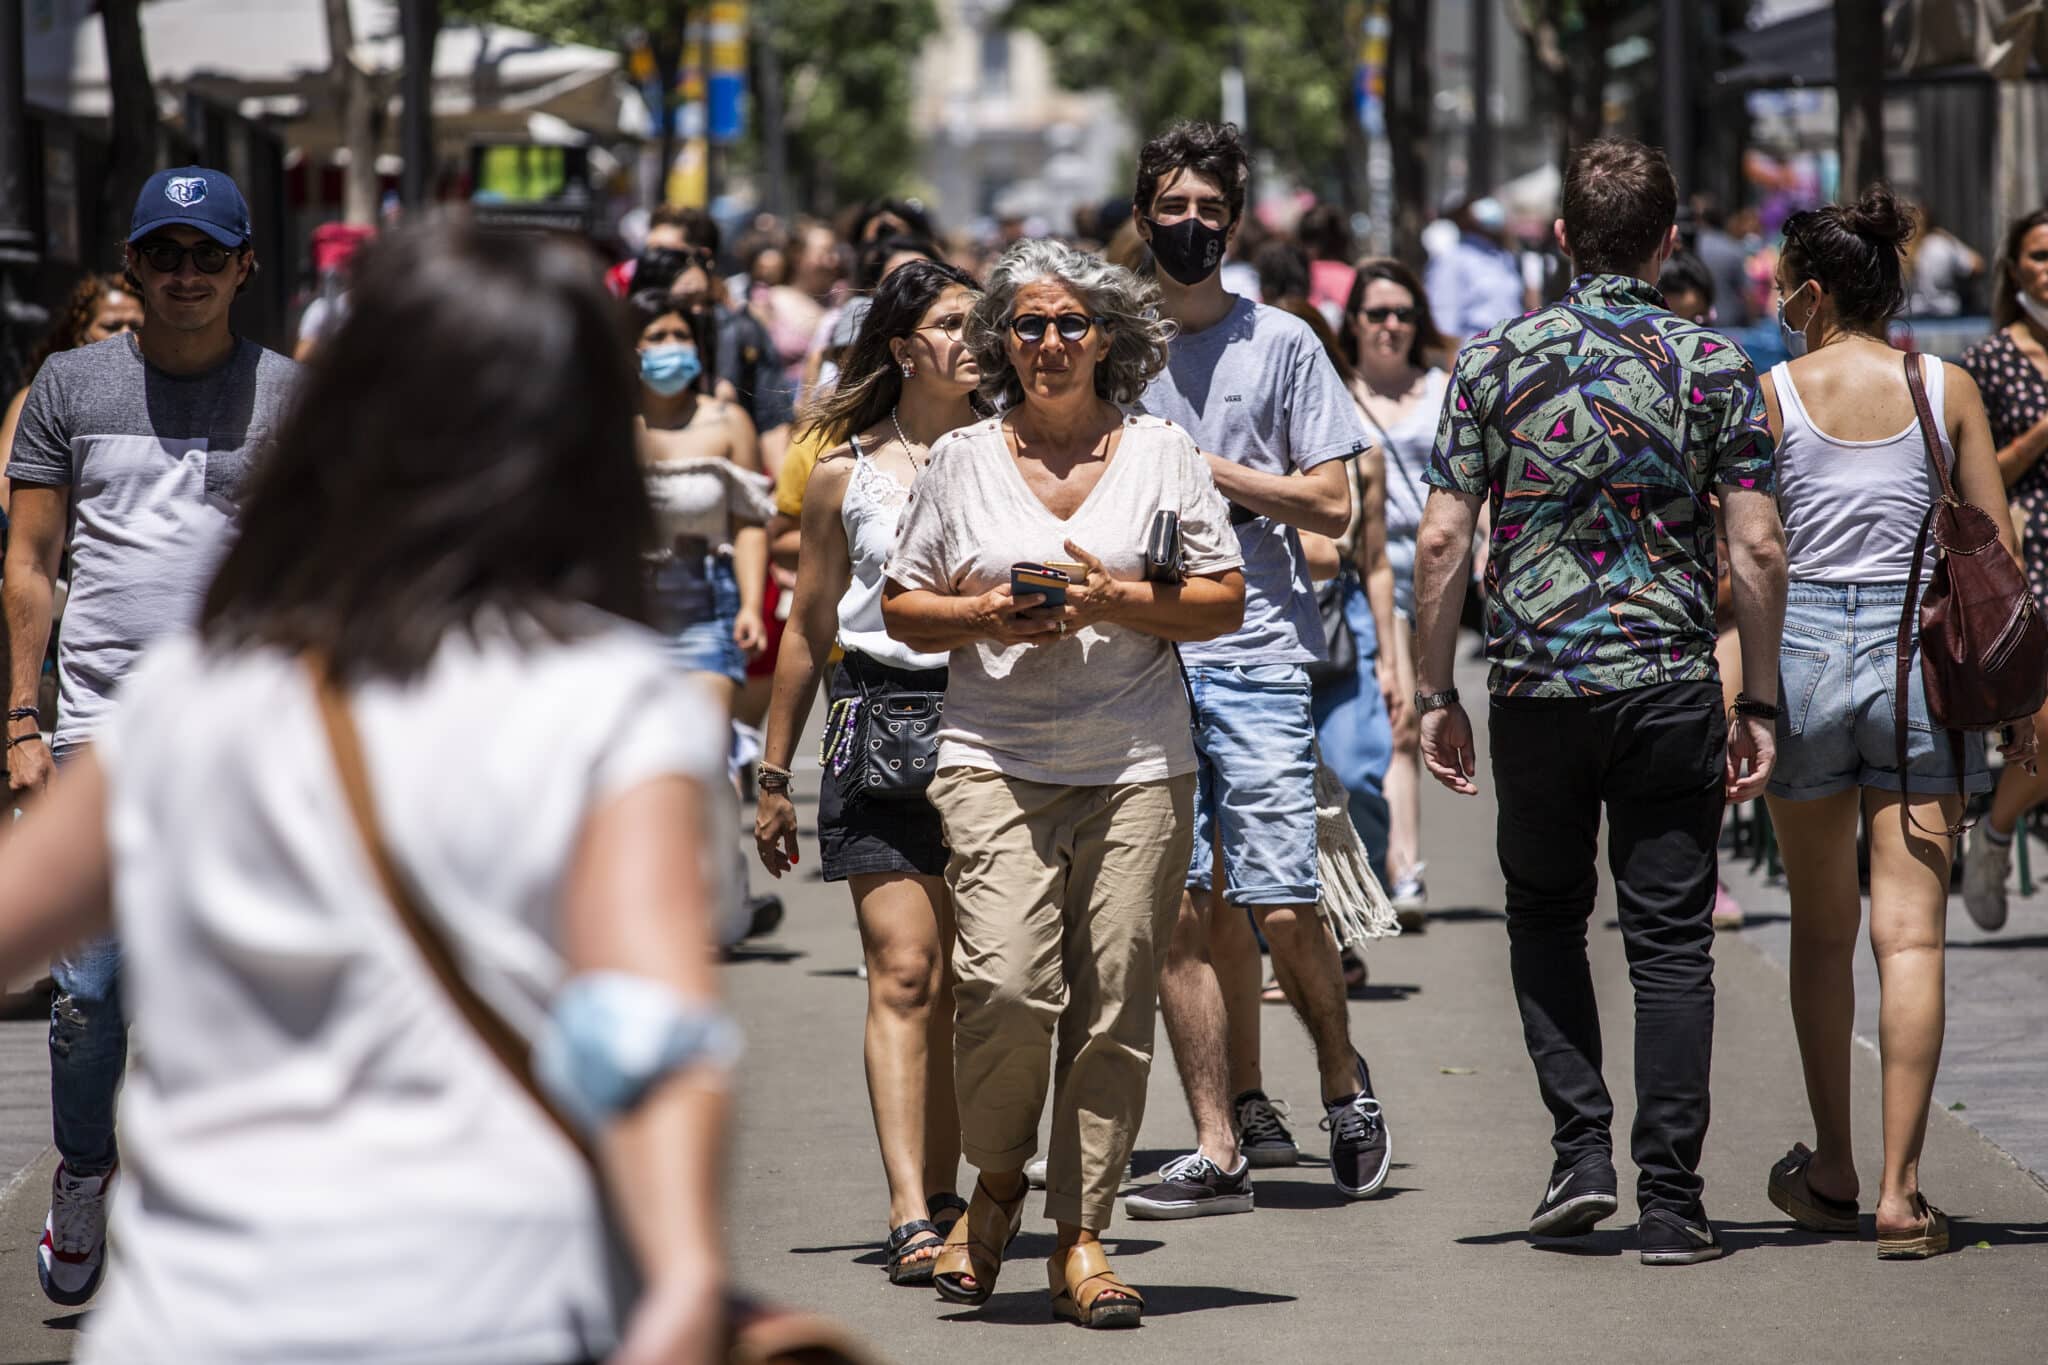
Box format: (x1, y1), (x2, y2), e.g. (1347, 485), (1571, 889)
(3, 566), (54, 715)
(1207, 457), (1351, 538)
(1727, 538), (1787, 706)
(1412, 496), (1480, 694)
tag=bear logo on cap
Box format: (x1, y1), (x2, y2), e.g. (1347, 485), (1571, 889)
(166, 176), (208, 207)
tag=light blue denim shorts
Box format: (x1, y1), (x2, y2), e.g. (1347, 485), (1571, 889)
(1769, 581), (1990, 801)
(1185, 663), (1321, 905)
(652, 552), (745, 684)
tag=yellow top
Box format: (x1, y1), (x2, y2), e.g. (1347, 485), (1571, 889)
(773, 423), (837, 518)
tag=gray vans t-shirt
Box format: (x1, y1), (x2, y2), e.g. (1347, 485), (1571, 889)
(7, 333), (299, 747)
(1140, 296), (1369, 666)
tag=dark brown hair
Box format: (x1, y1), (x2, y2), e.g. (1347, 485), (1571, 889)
(1561, 138), (1679, 276)
(625, 290), (718, 395)
(1339, 258), (1446, 373)
(796, 258), (979, 445)
(1991, 206), (2048, 330)
(1780, 184), (1916, 331)
(1133, 121), (1250, 227)
(202, 223), (652, 682)
(26, 272), (135, 381)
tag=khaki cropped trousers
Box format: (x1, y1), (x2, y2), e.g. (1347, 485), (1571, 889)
(927, 766), (1195, 1231)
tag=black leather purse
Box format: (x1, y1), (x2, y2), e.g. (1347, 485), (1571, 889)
(841, 677), (944, 804)
(1305, 568), (1359, 688)
(1145, 509), (1185, 584)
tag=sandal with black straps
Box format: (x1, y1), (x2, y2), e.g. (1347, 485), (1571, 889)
(885, 1219), (946, 1285)
(927, 1192), (968, 1238)
(1767, 1143), (1860, 1235)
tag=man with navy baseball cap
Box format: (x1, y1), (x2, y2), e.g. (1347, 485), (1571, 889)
(5, 163), (297, 1307)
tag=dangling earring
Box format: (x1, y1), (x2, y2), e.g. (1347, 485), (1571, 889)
(901, 362), (915, 378)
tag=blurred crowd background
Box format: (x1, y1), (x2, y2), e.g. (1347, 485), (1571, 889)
(5, 1), (2048, 401)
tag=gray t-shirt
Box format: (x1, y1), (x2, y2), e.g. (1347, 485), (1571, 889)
(886, 415), (1242, 786)
(1139, 296), (1369, 666)
(7, 333), (299, 747)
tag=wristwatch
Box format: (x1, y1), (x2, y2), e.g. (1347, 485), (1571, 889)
(1414, 688), (1461, 715)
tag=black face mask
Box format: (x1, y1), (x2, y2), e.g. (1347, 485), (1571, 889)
(1144, 215), (1228, 286)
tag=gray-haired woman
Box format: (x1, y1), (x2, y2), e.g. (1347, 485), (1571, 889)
(882, 239), (1245, 1329)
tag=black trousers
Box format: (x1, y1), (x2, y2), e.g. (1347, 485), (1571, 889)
(1490, 681), (1726, 1216)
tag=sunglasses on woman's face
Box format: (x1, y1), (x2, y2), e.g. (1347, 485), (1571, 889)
(1010, 312), (1103, 344)
(1361, 306), (1418, 325)
(135, 239), (237, 275)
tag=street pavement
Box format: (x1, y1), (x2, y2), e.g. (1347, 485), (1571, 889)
(3, 648), (2048, 1361)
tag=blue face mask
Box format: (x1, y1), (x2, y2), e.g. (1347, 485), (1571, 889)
(640, 345), (701, 396)
(1777, 284), (1814, 360)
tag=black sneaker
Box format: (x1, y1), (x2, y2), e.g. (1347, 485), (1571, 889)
(1639, 1206), (1725, 1265)
(1529, 1154), (1619, 1238)
(1321, 1063), (1392, 1199)
(1123, 1152), (1254, 1220)
(1233, 1090), (1299, 1168)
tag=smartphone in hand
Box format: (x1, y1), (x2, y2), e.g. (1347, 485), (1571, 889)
(1011, 562), (1071, 610)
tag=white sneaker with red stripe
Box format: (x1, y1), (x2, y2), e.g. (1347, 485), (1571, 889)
(38, 1160), (114, 1306)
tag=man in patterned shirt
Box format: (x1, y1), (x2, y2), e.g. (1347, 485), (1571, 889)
(1410, 138), (1787, 1265)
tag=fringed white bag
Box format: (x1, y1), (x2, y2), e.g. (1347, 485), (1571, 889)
(1315, 752), (1401, 952)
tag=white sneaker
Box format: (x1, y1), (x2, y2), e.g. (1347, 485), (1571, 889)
(1962, 827), (2014, 932)
(38, 1160), (113, 1307)
(1391, 865), (1427, 932)
(1024, 1156), (1047, 1189)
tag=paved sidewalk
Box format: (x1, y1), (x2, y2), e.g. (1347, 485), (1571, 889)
(721, 662), (2048, 1363)
(4, 651), (2048, 1362)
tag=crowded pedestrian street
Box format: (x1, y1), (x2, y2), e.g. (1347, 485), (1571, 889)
(4, 645), (2040, 1364)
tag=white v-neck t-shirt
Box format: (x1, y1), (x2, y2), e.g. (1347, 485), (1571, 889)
(887, 414), (1242, 786)
(82, 616), (727, 1365)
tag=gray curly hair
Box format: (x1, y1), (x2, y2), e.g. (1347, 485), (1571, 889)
(967, 238), (1176, 408)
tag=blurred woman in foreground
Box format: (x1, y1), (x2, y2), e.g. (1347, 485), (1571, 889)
(0, 225), (736, 1363)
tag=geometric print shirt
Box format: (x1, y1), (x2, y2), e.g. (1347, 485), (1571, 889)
(1425, 274), (1776, 697)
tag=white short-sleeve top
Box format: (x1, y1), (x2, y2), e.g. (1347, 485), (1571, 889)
(80, 616), (727, 1365)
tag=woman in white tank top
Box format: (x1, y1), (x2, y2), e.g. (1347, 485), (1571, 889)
(752, 261), (985, 1285)
(1758, 189), (2033, 1260)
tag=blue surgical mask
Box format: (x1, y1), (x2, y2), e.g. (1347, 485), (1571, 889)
(640, 345), (701, 396)
(1777, 284), (1814, 359)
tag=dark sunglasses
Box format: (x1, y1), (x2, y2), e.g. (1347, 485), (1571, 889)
(135, 240), (239, 274)
(1010, 312), (1103, 344)
(1361, 305), (1419, 325)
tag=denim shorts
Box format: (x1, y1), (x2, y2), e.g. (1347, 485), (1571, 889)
(1185, 663), (1321, 905)
(652, 552), (744, 683)
(1769, 581), (1990, 800)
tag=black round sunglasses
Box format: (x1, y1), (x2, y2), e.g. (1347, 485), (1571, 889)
(134, 240), (239, 275)
(1009, 312), (1105, 344)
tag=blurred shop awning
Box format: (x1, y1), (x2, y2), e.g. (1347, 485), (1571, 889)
(1717, 1), (2048, 90)
(23, 0), (650, 154)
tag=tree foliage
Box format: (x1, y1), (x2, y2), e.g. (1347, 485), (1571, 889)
(1001, 1), (1366, 210)
(443, 0), (938, 211)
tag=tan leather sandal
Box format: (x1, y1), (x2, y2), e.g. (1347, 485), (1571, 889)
(1876, 1194), (1950, 1260)
(1049, 1242), (1144, 1330)
(932, 1176), (1026, 1305)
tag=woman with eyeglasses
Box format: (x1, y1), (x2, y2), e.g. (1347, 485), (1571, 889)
(1, 274), (143, 522)
(882, 240), (1246, 1330)
(1339, 258), (1450, 925)
(752, 260), (983, 1288)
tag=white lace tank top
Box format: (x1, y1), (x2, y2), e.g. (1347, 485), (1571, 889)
(837, 436), (947, 671)
(1771, 354), (1952, 584)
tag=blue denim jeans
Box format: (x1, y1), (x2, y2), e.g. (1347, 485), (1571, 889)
(1310, 574), (1393, 888)
(49, 742), (125, 1176)
(1184, 663), (1322, 905)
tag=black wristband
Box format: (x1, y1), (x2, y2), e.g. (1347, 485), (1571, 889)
(5, 731), (45, 750)
(1732, 693), (1779, 721)
(6, 707), (38, 723)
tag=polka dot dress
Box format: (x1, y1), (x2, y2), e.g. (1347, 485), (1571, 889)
(1960, 330), (2048, 605)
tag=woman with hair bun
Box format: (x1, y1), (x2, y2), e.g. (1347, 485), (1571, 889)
(1760, 185), (2034, 1261)
(1958, 206), (2048, 931)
